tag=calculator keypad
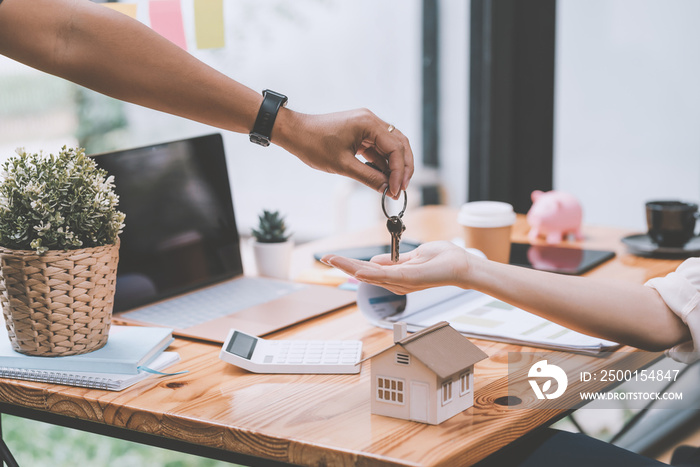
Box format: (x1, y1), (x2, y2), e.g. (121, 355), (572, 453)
(266, 340), (362, 372)
(219, 329), (363, 374)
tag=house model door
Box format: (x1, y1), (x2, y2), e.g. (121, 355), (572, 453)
(410, 381), (429, 422)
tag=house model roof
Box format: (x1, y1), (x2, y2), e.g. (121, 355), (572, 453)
(383, 321), (489, 379)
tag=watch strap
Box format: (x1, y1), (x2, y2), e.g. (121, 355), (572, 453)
(249, 90), (288, 147)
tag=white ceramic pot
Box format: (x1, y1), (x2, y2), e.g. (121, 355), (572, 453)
(252, 239), (294, 280)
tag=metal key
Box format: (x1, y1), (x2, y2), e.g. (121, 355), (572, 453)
(386, 215), (406, 262)
(381, 186), (408, 262)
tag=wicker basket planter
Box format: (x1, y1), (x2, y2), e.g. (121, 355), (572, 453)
(0, 242), (119, 357)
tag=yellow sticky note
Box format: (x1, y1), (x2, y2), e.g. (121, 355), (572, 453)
(102, 3), (138, 19)
(194, 0), (225, 49)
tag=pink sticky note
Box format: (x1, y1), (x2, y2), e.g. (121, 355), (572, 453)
(149, 0), (187, 50)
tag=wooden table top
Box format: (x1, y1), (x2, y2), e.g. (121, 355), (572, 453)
(0, 206), (685, 466)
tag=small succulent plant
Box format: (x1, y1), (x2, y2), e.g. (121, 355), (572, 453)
(251, 210), (291, 243)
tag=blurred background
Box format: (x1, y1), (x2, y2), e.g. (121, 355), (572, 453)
(1, 0), (699, 465)
(2, 0), (696, 242)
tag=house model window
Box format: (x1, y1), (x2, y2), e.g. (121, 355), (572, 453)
(377, 376), (405, 404)
(368, 321), (488, 425)
(459, 372), (471, 395)
(441, 380), (453, 406)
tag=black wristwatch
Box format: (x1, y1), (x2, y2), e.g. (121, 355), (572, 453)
(249, 89), (288, 147)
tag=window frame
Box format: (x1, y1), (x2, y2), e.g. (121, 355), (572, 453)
(459, 371), (471, 396)
(468, 0), (556, 211)
(441, 379), (453, 406)
(376, 376), (406, 405)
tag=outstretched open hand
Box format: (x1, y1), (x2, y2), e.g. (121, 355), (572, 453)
(321, 241), (473, 295)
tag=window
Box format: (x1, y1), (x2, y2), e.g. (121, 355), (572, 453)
(376, 376), (405, 405)
(459, 372), (471, 395)
(395, 352), (410, 365)
(555, 1), (700, 230)
(469, 0), (556, 211)
(441, 380), (453, 405)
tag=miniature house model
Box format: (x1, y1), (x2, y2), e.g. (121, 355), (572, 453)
(370, 321), (488, 425)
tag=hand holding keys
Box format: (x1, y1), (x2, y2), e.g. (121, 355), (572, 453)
(382, 186), (407, 262)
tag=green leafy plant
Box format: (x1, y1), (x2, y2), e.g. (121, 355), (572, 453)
(0, 146), (125, 254)
(251, 210), (291, 243)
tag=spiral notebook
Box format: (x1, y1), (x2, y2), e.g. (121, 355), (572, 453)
(0, 325), (174, 374)
(0, 351), (181, 391)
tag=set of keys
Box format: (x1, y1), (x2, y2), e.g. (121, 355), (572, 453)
(365, 161), (408, 263)
(382, 186), (407, 263)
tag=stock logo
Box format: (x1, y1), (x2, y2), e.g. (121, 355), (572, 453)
(528, 360), (568, 400)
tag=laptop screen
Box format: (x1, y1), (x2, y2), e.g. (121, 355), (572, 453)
(92, 134), (243, 312)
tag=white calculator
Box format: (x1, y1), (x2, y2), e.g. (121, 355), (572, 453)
(219, 329), (363, 374)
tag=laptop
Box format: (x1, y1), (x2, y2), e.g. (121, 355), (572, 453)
(92, 133), (355, 343)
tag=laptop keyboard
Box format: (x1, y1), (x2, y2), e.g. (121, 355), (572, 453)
(119, 277), (307, 329)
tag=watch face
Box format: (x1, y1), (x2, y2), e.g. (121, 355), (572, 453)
(249, 133), (271, 147)
(263, 89), (288, 105)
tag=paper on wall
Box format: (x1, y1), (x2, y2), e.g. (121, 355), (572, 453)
(149, 0), (188, 50)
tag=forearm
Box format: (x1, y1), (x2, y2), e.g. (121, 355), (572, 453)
(0, 0), (261, 134)
(462, 257), (690, 351)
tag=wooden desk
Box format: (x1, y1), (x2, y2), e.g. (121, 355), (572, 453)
(0, 206), (685, 466)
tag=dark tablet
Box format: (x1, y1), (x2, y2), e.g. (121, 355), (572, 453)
(314, 241), (421, 263)
(509, 242), (615, 275)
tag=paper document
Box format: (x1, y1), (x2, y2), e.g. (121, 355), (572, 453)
(357, 283), (619, 355)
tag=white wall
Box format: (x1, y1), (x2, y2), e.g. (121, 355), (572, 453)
(555, 0), (700, 231)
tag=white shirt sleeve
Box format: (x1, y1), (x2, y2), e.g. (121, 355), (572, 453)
(645, 258), (700, 364)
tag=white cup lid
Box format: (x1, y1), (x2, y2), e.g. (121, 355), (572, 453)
(457, 201), (516, 228)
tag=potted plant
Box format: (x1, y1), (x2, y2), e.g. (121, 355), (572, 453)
(251, 209), (293, 280)
(0, 146), (125, 356)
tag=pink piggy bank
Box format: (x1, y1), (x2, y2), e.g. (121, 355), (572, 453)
(527, 190), (583, 244)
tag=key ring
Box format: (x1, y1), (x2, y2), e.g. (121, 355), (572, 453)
(382, 186), (407, 219)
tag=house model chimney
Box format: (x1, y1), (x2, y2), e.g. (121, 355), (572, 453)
(393, 322), (408, 343)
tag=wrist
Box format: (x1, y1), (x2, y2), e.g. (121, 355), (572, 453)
(272, 108), (319, 165)
(270, 106), (300, 151)
(455, 252), (486, 290)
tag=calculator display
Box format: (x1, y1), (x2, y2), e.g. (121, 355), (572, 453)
(226, 332), (257, 359)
